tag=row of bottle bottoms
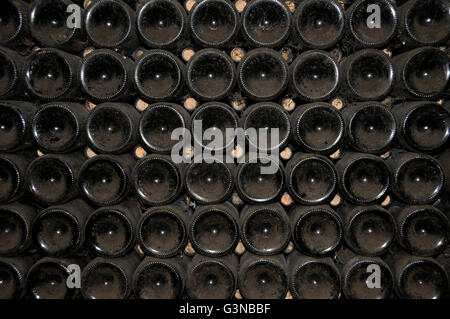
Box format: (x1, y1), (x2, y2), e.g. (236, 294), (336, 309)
(1, 248), (449, 299)
(2, 0), (448, 53)
(1, 45), (449, 103)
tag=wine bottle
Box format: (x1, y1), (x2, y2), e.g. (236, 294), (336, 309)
(187, 254), (238, 299)
(186, 157), (234, 204)
(0, 0), (32, 50)
(241, 102), (291, 151)
(139, 102), (190, 154)
(0, 101), (34, 152)
(189, 0), (239, 47)
(79, 154), (134, 206)
(137, 201), (190, 258)
(340, 204), (395, 256)
(346, 0), (399, 48)
(293, 0), (345, 49)
(238, 48), (288, 101)
(341, 49), (394, 101)
(32, 199), (93, 257)
(81, 253), (140, 299)
(0, 154), (29, 203)
(29, 0), (87, 53)
(392, 101), (450, 153)
(392, 47), (449, 99)
(80, 49), (133, 102)
(0, 256), (35, 299)
(26, 154), (84, 205)
(286, 153), (338, 205)
(134, 49), (185, 102)
(235, 155), (285, 204)
(289, 50), (340, 101)
(191, 102), (238, 151)
(240, 203), (290, 256)
(336, 152), (390, 204)
(386, 151), (444, 204)
(86, 102), (140, 154)
(133, 256), (185, 299)
(32, 102), (88, 153)
(290, 205), (343, 256)
(437, 148), (450, 195)
(84, 200), (141, 257)
(24, 48), (82, 101)
(241, 0), (292, 47)
(342, 102), (397, 154)
(291, 102), (344, 154)
(0, 203), (35, 256)
(0, 47), (24, 99)
(132, 154), (184, 206)
(85, 0), (138, 51)
(238, 252), (288, 299)
(189, 203), (239, 257)
(186, 48), (236, 101)
(288, 251), (341, 299)
(136, 0), (187, 49)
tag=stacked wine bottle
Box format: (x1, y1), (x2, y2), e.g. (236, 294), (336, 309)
(0, 0), (449, 299)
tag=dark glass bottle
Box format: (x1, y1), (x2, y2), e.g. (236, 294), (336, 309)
(290, 205), (343, 256)
(29, 0), (87, 53)
(0, 0), (32, 50)
(186, 48), (236, 101)
(189, 203), (239, 257)
(187, 254), (238, 299)
(134, 50), (185, 102)
(392, 47), (449, 99)
(294, 0), (345, 49)
(137, 201), (190, 258)
(387, 151), (444, 204)
(133, 256), (185, 299)
(235, 155), (285, 204)
(136, 0), (187, 49)
(0, 203), (35, 256)
(191, 102), (238, 151)
(132, 154), (184, 206)
(189, 0), (239, 47)
(0, 101), (34, 152)
(291, 102), (344, 154)
(85, 0), (138, 51)
(394, 205), (449, 257)
(346, 0), (398, 48)
(238, 48), (288, 101)
(186, 158), (234, 204)
(239, 253), (288, 299)
(288, 251), (341, 299)
(85, 200), (141, 257)
(79, 154), (134, 206)
(139, 102), (190, 154)
(289, 50), (340, 101)
(26, 154), (84, 205)
(240, 203), (290, 256)
(33, 199), (92, 257)
(0, 256), (34, 299)
(286, 153), (337, 205)
(437, 148), (450, 195)
(81, 253), (140, 299)
(86, 102), (140, 154)
(32, 102), (88, 153)
(340, 204), (395, 256)
(342, 102), (397, 154)
(0, 154), (29, 203)
(336, 152), (390, 204)
(0, 47), (24, 99)
(341, 49), (394, 101)
(80, 49), (133, 102)
(241, 102), (291, 151)
(24, 48), (81, 101)
(241, 0), (292, 47)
